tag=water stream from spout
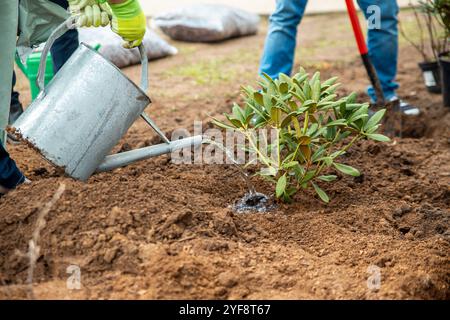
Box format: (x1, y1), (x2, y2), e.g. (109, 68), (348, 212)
(202, 138), (256, 195)
(202, 137), (275, 213)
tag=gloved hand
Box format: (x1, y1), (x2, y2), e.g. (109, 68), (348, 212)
(68, 0), (110, 27)
(107, 0), (146, 48)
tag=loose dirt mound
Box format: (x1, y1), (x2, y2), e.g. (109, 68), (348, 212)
(1, 12), (449, 299)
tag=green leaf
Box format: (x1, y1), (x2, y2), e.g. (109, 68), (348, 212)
(318, 175), (337, 182)
(302, 100), (316, 109)
(347, 92), (358, 104)
(263, 93), (274, 109)
(279, 73), (293, 85)
(282, 161), (299, 169)
(297, 135), (312, 145)
(291, 87), (306, 102)
(312, 76), (321, 102)
(310, 71), (320, 87)
(261, 72), (276, 88)
(303, 81), (312, 100)
(253, 115), (267, 128)
(254, 92), (264, 106)
(322, 76), (338, 87)
(246, 101), (267, 120)
(280, 114), (293, 128)
(301, 170), (316, 184)
(339, 101), (347, 117)
(323, 83), (341, 95)
(317, 156), (333, 166)
(333, 163), (360, 177)
(264, 166), (278, 177)
(276, 174), (287, 198)
(226, 116), (243, 128)
(326, 119), (347, 127)
(318, 93), (338, 104)
(211, 118), (236, 130)
(366, 124), (380, 134)
(232, 104), (245, 122)
(270, 107), (281, 126)
(330, 150), (345, 158)
(293, 73), (308, 86)
(312, 182), (330, 203)
(366, 133), (391, 142)
(348, 104), (369, 123)
(279, 82), (289, 94)
(364, 109), (386, 130)
(311, 145), (326, 162)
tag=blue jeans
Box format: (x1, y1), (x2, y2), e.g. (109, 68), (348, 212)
(0, 144), (25, 189)
(259, 0), (400, 101)
(49, 0), (79, 72)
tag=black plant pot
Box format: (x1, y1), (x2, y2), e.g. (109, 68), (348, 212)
(439, 54), (450, 108)
(418, 61), (442, 94)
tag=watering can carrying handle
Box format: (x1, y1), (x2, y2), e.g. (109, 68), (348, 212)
(37, 16), (148, 93)
(37, 17), (170, 144)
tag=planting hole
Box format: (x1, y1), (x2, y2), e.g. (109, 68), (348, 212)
(233, 192), (276, 213)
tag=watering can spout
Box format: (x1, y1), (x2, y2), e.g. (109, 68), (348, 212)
(96, 135), (203, 173)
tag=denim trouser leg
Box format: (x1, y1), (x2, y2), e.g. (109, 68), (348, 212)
(49, 0), (79, 73)
(0, 144), (25, 189)
(50, 29), (79, 73)
(259, 0), (308, 79)
(357, 0), (400, 101)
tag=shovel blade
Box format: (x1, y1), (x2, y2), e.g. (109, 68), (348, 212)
(381, 99), (403, 138)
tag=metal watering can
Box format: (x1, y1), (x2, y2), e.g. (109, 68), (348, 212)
(12, 18), (202, 181)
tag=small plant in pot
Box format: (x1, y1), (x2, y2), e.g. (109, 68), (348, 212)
(431, 0), (450, 106)
(213, 69), (390, 203)
(400, 0), (449, 94)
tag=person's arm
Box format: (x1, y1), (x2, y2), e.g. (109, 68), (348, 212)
(69, 0), (146, 48)
(105, 0), (146, 48)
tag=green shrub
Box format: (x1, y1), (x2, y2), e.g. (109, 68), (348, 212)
(213, 68), (390, 203)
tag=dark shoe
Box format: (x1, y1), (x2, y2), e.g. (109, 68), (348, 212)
(9, 102), (24, 125)
(369, 97), (420, 117)
(0, 184), (11, 197)
(0, 179), (29, 197)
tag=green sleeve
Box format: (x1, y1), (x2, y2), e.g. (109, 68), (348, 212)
(0, 0), (19, 147)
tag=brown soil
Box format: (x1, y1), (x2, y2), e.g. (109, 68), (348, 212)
(1, 12), (449, 300)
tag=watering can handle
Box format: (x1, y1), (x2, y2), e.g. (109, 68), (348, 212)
(37, 16), (77, 92)
(37, 17), (169, 143)
(37, 17), (149, 93)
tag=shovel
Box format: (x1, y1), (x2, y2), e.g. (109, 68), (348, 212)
(11, 17), (202, 181)
(345, 0), (402, 137)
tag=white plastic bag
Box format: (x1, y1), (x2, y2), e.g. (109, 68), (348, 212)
(153, 4), (260, 42)
(78, 27), (178, 68)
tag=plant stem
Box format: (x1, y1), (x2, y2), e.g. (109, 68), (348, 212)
(244, 130), (273, 169)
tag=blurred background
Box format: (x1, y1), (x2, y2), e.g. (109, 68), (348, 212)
(142, 0), (419, 15)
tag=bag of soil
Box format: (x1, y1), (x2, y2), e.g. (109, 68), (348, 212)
(153, 4), (260, 42)
(78, 27), (178, 68)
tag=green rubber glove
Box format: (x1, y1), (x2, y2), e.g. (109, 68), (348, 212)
(108, 0), (146, 48)
(68, 0), (110, 27)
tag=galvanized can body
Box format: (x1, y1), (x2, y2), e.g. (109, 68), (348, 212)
(13, 43), (151, 180)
